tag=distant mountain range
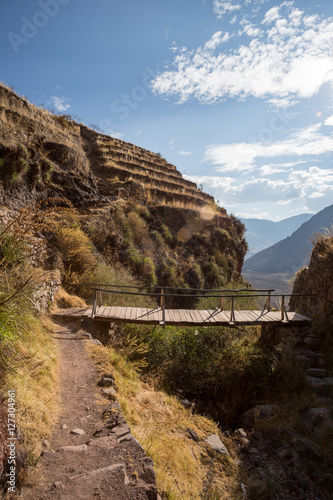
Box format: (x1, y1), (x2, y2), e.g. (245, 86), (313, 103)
(243, 204), (333, 276)
(241, 213), (313, 259)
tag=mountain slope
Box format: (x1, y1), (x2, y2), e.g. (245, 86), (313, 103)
(243, 204), (333, 275)
(242, 213), (313, 258)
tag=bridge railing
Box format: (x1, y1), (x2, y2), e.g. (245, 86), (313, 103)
(88, 284), (314, 322)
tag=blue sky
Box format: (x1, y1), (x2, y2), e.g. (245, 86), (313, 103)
(1, 0), (333, 221)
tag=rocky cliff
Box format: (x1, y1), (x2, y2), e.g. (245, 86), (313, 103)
(290, 234), (333, 319)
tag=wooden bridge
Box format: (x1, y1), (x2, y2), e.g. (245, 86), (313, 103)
(68, 285), (312, 327)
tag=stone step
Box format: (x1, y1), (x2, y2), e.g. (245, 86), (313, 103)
(307, 376), (333, 393)
(306, 368), (327, 378)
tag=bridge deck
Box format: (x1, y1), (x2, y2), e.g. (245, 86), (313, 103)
(79, 306), (311, 326)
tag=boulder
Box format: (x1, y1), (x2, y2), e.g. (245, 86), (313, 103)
(292, 438), (323, 461)
(238, 404), (275, 428)
(205, 434), (229, 455)
(70, 428), (85, 436)
(97, 373), (117, 390)
(300, 407), (333, 437)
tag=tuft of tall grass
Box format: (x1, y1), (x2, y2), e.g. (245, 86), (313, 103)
(55, 225), (97, 285)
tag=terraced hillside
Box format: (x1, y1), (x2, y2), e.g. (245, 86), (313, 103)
(89, 130), (214, 208)
(0, 82), (247, 290)
(0, 82), (213, 210)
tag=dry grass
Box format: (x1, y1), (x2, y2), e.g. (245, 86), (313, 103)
(51, 288), (87, 311)
(4, 315), (60, 463)
(85, 340), (245, 499)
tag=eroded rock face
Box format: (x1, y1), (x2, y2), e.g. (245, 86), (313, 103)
(290, 236), (333, 319)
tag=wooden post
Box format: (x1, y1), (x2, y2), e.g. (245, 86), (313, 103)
(230, 296), (236, 323)
(91, 289), (97, 319)
(219, 292), (224, 311)
(281, 295), (285, 320)
(98, 290), (102, 307)
(160, 288), (166, 328)
(267, 290), (271, 312)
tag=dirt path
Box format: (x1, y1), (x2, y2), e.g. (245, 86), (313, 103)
(21, 321), (159, 500)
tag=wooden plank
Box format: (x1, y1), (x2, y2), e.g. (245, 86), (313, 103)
(204, 310), (218, 323)
(243, 310), (260, 321)
(109, 306), (121, 319)
(110, 306), (122, 319)
(172, 308), (183, 323)
(100, 306), (111, 318)
(199, 310), (213, 323)
(187, 309), (201, 323)
(289, 312), (311, 322)
(144, 308), (154, 321)
(193, 309), (208, 323)
(243, 311), (261, 322)
(187, 309), (202, 323)
(251, 311), (268, 322)
(264, 311), (283, 322)
(234, 311), (251, 322)
(213, 310), (230, 323)
(149, 308), (162, 322)
(136, 308), (149, 320)
(176, 310), (189, 323)
(128, 307), (137, 321)
(179, 310), (194, 323)
(96, 306), (106, 317)
(124, 308), (134, 321)
(195, 310), (209, 323)
(118, 307), (129, 320)
(251, 310), (274, 322)
(95, 306), (104, 317)
(166, 309), (177, 323)
(84, 304), (311, 327)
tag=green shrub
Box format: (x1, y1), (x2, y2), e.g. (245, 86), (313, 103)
(125, 323), (273, 422)
(161, 224), (173, 244)
(202, 259), (226, 289)
(184, 258), (204, 289)
(92, 260), (155, 308)
(211, 227), (231, 250)
(127, 211), (149, 245)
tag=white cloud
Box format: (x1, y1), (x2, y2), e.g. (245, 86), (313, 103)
(325, 115), (333, 126)
(260, 160), (308, 176)
(110, 132), (123, 139)
(243, 24), (262, 37)
(152, 5), (333, 105)
(262, 6), (281, 24)
(186, 166), (333, 208)
(236, 211), (270, 219)
(204, 31), (230, 49)
(204, 124), (333, 172)
(50, 96), (71, 113)
(268, 97), (299, 108)
(213, 0), (242, 18)
(179, 150), (192, 156)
